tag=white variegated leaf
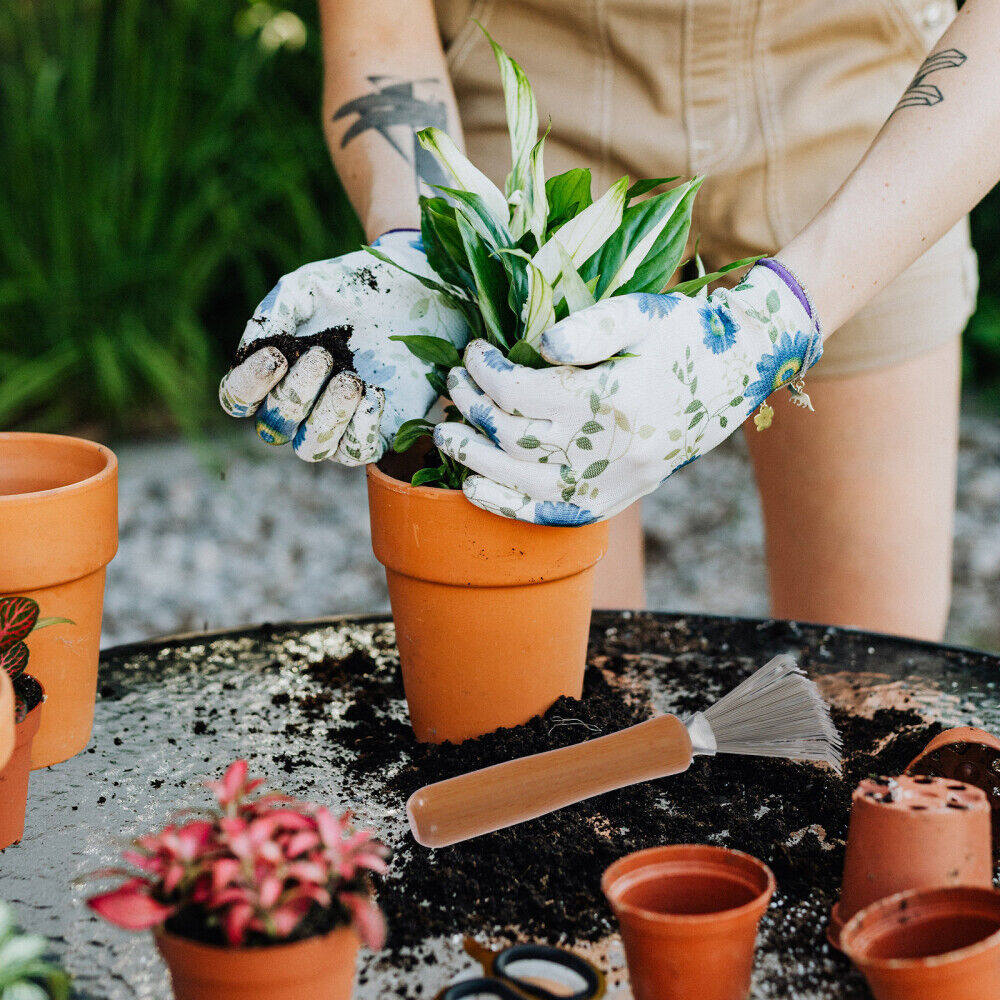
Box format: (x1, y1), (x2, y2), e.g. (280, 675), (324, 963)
(554, 244), (596, 314)
(532, 176), (629, 283)
(417, 127), (509, 225)
(521, 261), (556, 347)
(600, 180), (694, 298)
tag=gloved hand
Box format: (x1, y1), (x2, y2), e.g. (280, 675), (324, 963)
(219, 230), (468, 465)
(433, 261), (823, 524)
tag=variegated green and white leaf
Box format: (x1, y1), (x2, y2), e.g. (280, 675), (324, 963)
(532, 175), (629, 283)
(417, 127), (509, 225)
(481, 24), (539, 207)
(554, 243), (596, 314)
(521, 260), (556, 347)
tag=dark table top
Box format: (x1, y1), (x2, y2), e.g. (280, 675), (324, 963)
(4, 611), (999, 999)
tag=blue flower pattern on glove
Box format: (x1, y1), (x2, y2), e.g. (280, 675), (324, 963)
(257, 279), (282, 316)
(353, 349), (397, 390)
(469, 402), (500, 445)
(746, 331), (817, 408)
(533, 501), (598, 526)
(635, 294), (681, 320)
(699, 305), (739, 354)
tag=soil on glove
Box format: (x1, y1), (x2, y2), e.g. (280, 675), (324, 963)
(232, 326), (356, 372)
(272, 613), (979, 997)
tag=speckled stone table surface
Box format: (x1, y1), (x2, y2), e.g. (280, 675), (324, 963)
(4, 612), (1000, 999)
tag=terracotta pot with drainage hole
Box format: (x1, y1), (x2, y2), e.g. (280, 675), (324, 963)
(828, 774), (993, 949)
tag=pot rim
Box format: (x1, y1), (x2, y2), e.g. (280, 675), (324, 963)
(841, 886), (1000, 972)
(0, 432), (116, 504)
(367, 461), (467, 502)
(601, 844), (776, 926)
(154, 921), (356, 955)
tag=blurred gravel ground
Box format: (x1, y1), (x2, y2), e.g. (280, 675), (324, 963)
(103, 409), (1000, 652)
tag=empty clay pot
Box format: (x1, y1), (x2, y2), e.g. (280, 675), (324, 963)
(828, 774), (992, 949)
(155, 925), (360, 1000)
(841, 886), (1000, 1000)
(0, 433), (118, 767)
(602, 844), (775, 1000)
(367, 463), (608, 744)
(0, 677), (43, 850)
(0, 671), (14, 770)
(906, 726), (1000, 855)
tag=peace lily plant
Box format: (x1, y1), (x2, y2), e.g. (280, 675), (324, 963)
(369, 26), (757, 490)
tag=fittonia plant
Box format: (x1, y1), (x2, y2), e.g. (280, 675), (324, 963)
(0, 902), (71, 1000)
(0, 597), (72, 721)
(369, 26), (757, 488)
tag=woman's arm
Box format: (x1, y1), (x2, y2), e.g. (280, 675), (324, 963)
(318, 0), (463, 241)
(779, 0), (1000, 336)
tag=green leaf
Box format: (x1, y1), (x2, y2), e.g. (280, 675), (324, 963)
(669, 255), (765, 296)
(389, 335), (463, 369)
(582, 459), (609, 478)
(688, 410), (705, 429)
(614, 178), (703, 295)
(433, 185), (515, 251)
(589, 391), (601, 415)
(576, 436), (593, 450)
(665, 448), (681, 461)
(508, 339), (549, 369)
(684, 399), (700, 414)
(420, 196), (474, 292)
(393, 418), (435, 453)
(561, 486), (577, 502)
(533, 176), (629, 283)
(417, 126), (509, 223)
(668, 428), (682, 441)
(517, 435), (541, 449)
(520, 259), (557, 347)
(730, 395), (744, 406)
(553, 243), (596, 315)
(581, 420), (603, 433)
(426, 368), (449, 397)
(559, 465), (576, 484)
(410, 298), (430, 320)
(455, 211), (514, 347)
(411, 465), (448, 487)
(719, 416), (728, 428)
(31, 616), (73, 632)
(766, 289), (781, 313)
(545, 168), (593, 230)
(614, 410), (631, 431)
(625, 177), (681, 201)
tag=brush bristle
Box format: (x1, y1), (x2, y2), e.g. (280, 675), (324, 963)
(703, 654), (842, 772)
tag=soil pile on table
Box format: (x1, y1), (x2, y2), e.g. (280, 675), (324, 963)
(288, 615), (969, 995)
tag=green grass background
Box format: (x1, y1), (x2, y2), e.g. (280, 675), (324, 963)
(2, 0), (998, 435)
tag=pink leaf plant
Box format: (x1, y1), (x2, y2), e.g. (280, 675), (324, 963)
(87, 761), (389, 950)
(0, 595), (73, 721)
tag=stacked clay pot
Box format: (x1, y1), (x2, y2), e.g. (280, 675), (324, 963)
(829, 774), (993, 948)
(0, 676), (43, 849)
(842, 886), (1000, 1000)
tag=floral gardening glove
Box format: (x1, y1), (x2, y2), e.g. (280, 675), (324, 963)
(219, 230), (468, 465)
(433, 261), (822, 524)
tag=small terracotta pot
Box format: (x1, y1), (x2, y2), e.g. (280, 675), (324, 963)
(155, 925), (360, 1000)
(602, 844), (775, 1000)
(828, 774), (993, 949)
(841, 886), (1000, 1000)
(0, 433), (118, 768)
(0, 678), (43, 850)
(367, 463), (609, 744)
(906, 727), (1000, 855)
(0, 671), (15, 770)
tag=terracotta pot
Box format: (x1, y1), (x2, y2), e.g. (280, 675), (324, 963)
(0, 433), (118, 768)
(367, 463), (609, 744)
(906, 726), (1000, 855)
(155, 926), (360, 1000)
(0, 671), (14, 770)
(0, 678), (43, 850)
(602, 844), (775, 1000)
(841, 886), (1000, 1000)
(828, 775), (993, 949)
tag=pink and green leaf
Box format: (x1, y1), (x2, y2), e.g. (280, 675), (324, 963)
(0, 597), (39, 650)
(0, 641), (29, 680)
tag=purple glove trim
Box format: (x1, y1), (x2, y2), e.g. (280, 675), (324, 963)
(757, 258), (818, 329)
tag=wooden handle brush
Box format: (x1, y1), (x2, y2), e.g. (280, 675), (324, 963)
(408, 654), (842, 849)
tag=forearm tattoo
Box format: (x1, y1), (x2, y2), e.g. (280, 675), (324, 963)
(890, 48), (967, 116)
(333, 76), (449, 192)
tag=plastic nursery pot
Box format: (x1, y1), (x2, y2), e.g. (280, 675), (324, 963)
(841, 886), (1000, 1000)
(906, 726), (1000, 856)
(155, 925), (360, 1000)
(601, 844), (775, 1000)
(0, 676), (43, 850)
(0, 433), (118, 768)
(367, 462), (609, 744)
(0, 670), (15, 770)
(828, 774), (993, 949)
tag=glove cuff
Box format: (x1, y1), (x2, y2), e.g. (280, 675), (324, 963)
(756, 258), (821, 337)
(371, 228), (423, 250)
